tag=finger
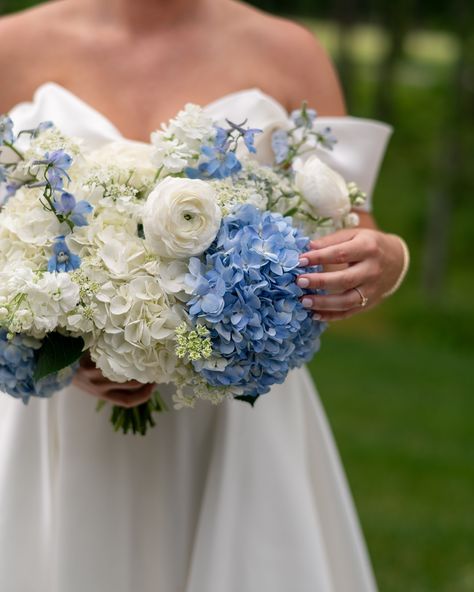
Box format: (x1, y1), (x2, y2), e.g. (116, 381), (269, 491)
(101, 380), (144, 391)
(73, 372), (152, 398)
(72, 374), (106, 397)
(309, 228), (358, 250)
(79, 352), (95, 369)
(106, 384), (155, 408)
(77, 383), (154, 407)
(76, 366), (143, 389)
(302, 289), (362, 311)
(297, 262), (367, 292)
(299, 237), (367, 267)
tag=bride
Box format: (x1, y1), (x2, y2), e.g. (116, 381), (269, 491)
(0, 0), (408, 590)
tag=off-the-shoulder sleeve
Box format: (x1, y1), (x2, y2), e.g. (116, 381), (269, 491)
(207, 92), (393, 212)
(8, 83), (122, 150)
(315, 117), (393, 211)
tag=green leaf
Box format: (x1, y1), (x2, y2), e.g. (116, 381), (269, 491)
(234, 394), (260, 407)
(283, 207), (298, 217)
(34, 332), (85, 381)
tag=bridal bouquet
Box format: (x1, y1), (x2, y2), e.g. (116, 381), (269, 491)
(0, 102), (365, 433)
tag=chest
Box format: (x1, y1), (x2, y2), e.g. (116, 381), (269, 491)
(47, 36), (288, 141)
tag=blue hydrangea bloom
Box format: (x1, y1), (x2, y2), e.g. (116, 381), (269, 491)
(185, 203), (326, 401)
(0, 330), (76, 404)
(53, 191), (93, 226)
(48, 235), (81, 273)
(0, 165), (7, 184)
(0, 115), (15, 145)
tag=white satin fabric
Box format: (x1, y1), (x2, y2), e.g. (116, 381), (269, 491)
(0, 83), (390, 592)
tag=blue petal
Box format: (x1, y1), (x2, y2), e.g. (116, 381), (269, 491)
(59, 192), (76, 214)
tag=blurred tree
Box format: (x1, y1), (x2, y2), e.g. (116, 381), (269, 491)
(332, 0), (357, 110)
(372, 0), (415, 122)
(422, 0), (474, 301)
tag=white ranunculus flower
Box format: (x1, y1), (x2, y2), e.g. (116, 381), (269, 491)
(294, 154), (351, 220)
(143, 177), (221, 259)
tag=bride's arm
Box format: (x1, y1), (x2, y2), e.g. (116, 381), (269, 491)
(283, 25), (407, 320)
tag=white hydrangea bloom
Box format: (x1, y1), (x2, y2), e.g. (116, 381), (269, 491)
(0, 269), (80, 338)
(0, 186), (64, 246)
(88, 140), (156, 188)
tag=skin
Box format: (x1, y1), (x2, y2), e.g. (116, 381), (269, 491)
(0, 0), (405, 407)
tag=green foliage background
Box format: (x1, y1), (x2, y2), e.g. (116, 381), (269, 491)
(1, 1), (473, 591)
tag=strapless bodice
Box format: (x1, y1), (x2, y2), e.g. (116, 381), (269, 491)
(8, 82), (392, 209)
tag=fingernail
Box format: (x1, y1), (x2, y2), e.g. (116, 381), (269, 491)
(302, 297), (313, 308)
(313, 314), (322, 321)
(298, 257), (309, 267)
(297, 277), (310, 288)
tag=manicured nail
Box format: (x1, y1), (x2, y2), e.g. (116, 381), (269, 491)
(313, 314), (322, 321)
(302, 297), (313, 308)
(298, 257), (309, 267)
(298, 277), (310, 288)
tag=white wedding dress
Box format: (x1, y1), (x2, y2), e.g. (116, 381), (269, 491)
(0, 83), (391, 592)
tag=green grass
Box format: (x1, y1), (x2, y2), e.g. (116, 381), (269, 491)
(309, 331), (473, 592)
(301, 22), (474, 588)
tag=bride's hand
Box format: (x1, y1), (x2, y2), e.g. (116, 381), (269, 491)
(297, 228), (405, 321)
(73, 354), (154, 408)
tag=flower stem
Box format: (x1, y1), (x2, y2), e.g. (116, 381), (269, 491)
(105, 389), (169, 436)
(3, 141), (24, 160)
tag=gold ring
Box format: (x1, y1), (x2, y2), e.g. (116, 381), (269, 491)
(354, 287), (369, 308)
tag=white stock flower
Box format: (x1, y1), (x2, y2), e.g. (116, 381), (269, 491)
(294, 154), (351, 220)
(150, 134), (191, 173)
(166, 103), (214, 148)
(143, 177), (221, 259)
(151, 104), (215, 173)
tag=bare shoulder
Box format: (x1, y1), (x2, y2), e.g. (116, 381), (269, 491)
(0, 2), (71, 112)
(226, 2), (346, 115)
